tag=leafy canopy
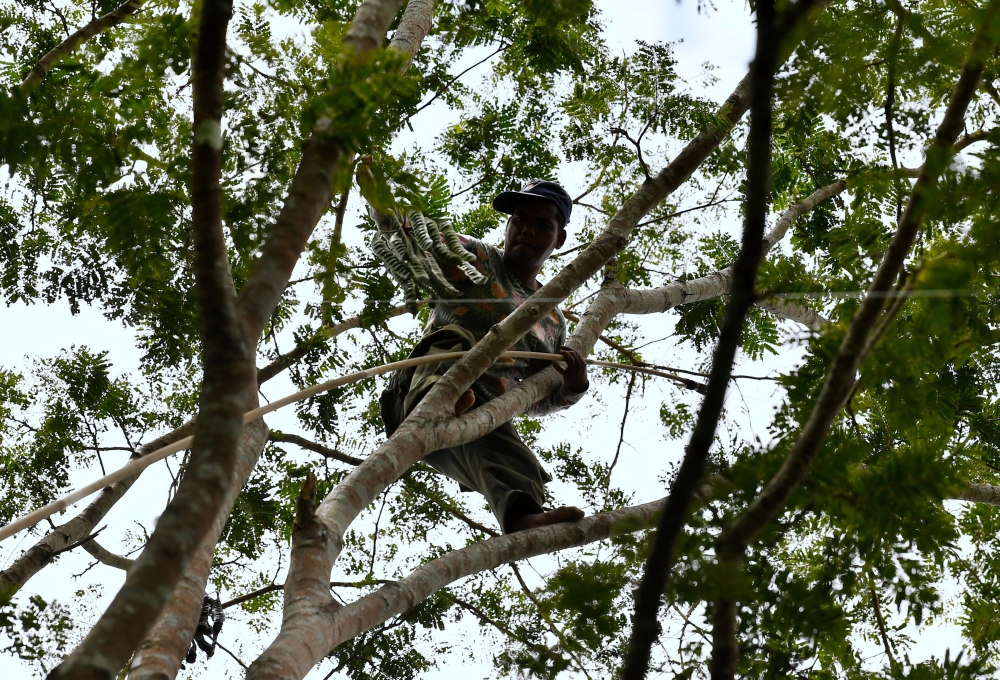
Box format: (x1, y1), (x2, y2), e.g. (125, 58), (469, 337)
(2, 0), (1000, 678)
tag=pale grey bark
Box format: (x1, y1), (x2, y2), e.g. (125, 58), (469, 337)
(764, 179), (847, 250)
(756, 297), (829, 331)
(622, 179), (848, 324)
(343, 0), (406, 54)
(958, 483), (1000, 506)
(81, 539), (135, 572)
(248, 463), (998, 680)
(254, 496), (665, 680)
(389, 0), (436, 69)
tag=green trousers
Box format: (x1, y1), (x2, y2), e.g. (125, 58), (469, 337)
(385, 328), (552, 533)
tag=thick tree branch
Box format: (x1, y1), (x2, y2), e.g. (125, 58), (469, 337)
(128, 3), (432, 675)
(20, 0), (144, 88)
(250, 498), (664, 680)
(710, 8), (1000, 678)
(620, 178), (847, 322)
(717, 0), (998, 564)
(755, 296), (829, 330)
(80, 538), (134, 572)
(129, 420), (268, 680)
(51, 1), (253, 675)
(625, 1), (784, 674)
(248, 472), (336, 680)
(388, 0), (435, 69)
(234, 0), (406, 345)
(958, 482), (1000, 505)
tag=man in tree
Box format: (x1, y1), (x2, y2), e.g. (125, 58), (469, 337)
(379, 180), (590, 533)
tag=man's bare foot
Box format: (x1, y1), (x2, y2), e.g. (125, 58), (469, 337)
(508, 506), (585, 533)
(455, 389), (476, 417)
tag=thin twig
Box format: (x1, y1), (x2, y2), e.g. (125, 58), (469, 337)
(885, 14), (905, 219)
(411, 43), (509, 117)
(269, 431), (364, 466)
(51, 526), (106, 558)
(869, 580), (899, 671)
(216, 640), (248, 670)
(608, 372), (637, 481)
(636, 196), (741, 229)
(22, 0), (145, 88)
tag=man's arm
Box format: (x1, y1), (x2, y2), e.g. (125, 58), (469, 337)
(526, 345), (589, 417)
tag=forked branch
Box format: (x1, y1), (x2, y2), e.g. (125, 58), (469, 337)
(717, 0), (999, 571)
(258, 497), (666, 680)
(51, 0), (253, 675)
(131, 2), (436, 674)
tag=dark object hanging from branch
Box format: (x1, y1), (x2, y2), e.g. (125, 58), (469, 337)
(181, 595), (225, 668)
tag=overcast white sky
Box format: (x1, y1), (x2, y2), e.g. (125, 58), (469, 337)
(0, 0), (972, 677)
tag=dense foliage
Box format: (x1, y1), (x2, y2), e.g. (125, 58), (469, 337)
(2, 0), (1000, 677)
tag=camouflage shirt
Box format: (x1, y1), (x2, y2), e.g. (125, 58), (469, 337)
(382, 234), (586, 416)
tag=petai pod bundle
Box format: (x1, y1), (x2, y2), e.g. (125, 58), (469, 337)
(369, 207), (486, 313)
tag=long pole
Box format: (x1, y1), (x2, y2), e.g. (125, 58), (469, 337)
(0, 351), (700, 543)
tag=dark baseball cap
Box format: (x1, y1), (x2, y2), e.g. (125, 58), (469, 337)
(492, 179), (572, 227)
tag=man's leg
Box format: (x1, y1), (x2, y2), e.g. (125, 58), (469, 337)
(425, 422), (582, 533)
(390, 337), (582, 533)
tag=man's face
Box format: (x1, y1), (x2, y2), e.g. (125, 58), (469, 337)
(503, 198), (567, 270)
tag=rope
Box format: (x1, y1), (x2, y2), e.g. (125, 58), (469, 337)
(0, 351), (700, 543)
